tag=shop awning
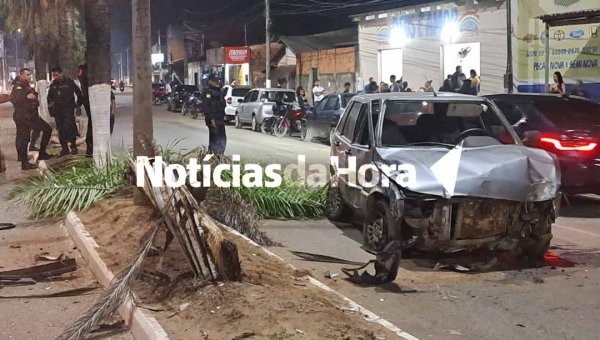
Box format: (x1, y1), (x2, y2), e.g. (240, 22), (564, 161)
(269, 65), (296, 81)
(537, 9), (600, 27)
(279, 28), (358, 55)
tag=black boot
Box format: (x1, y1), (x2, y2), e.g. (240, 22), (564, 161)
(38, 152), (55, 160)
(22, 162), (38, 170)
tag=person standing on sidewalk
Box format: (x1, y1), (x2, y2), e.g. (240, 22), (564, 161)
(201, 74), (227, 154)
(78, 64), (94, 156)
(48, 67), (83, 156)
(9, 69), (54, 170)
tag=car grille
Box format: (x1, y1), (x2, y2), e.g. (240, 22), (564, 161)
(452, 199), (513, 240)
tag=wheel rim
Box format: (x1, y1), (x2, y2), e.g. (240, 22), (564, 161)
(274, 118), (288, 137)
(366, 213), (387, 250)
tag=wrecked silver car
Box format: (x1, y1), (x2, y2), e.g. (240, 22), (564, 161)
(326, 92), (561, 257)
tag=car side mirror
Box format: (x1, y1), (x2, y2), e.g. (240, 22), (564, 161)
(238, 99), (243, 103)
(521, 130), (541, 148)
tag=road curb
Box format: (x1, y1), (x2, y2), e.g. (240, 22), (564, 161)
(64, 212), (170, 340)
(218, 222), (420, 340)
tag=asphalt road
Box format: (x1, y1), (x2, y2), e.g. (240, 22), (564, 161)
(5, 93), (598, 340)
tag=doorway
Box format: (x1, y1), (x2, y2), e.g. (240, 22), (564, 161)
(380, 48), (403, 83)
(443, 42), (481, 80)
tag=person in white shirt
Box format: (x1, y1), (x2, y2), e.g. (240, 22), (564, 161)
(312, 80), (324, 106)
(165, 82), (172, 94)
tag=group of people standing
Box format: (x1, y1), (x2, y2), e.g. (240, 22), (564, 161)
(439, 65), (480, 95)
(9, 66), (115, 170)
(365, 75), (411, 94)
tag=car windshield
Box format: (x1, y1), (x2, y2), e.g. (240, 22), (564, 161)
(232, 88), (252, 97)
(528, 99), (600, 125)
(341, 94), (356, 108)
(266, 91), (296, 102)
(380, 100), (516, 147)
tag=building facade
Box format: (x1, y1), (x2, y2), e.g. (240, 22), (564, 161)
(355, 0), (599, 100)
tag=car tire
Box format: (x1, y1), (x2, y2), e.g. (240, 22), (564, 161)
(301, 121), (312, 142)
(235, 113), (242, 129)
(520, 207), (553, 258)
(252, 115), (260, 132)
(325, 184), (352, 223)
(363, 199), (400, 252)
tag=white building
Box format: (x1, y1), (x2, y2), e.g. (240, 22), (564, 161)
(353, 0), (600, 100)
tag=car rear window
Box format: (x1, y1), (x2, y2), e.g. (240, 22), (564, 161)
(530, 99), (600, 125)
(232, 88), (251, 97)
(266, 91), (296, 102)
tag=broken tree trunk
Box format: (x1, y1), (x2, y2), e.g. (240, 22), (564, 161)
(131, 157), (242, 282)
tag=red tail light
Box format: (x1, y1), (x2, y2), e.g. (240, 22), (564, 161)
(292, 110), (305, 119)
(227, 97), (232, 104)
(540, 136), (598, 151)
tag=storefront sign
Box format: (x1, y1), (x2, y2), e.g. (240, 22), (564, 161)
(517, 0), (600, 82)
(225, 47), (251, 64)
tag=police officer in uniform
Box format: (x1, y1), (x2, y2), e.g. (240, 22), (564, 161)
(10, 68), (54, 170)
(201, 74), (227, 154)
(47, 66), (83, 156)
(78, 64), (94, 156)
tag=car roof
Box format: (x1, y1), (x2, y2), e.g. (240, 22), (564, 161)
(485, 93), (595, 103)
(229, 85), (254, 89)
(253, 88), (296, 92)
(351, 92), (490, 103)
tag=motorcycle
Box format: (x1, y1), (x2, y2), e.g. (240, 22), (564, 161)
(261, 102), (306, 137)
(119, 83), (125, 92)
(182, 92), (203, 119)
(152, 93), (168, 106)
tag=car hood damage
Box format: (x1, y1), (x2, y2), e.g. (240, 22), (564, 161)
(376, 145), (561, 202)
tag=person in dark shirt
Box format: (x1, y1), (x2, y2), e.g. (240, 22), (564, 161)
(201, 74), (227, 154)
(451, 65), (462, 90)
(48, 66), (83, 156)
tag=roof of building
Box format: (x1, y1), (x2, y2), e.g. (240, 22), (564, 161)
(537, 9), (600, 26)
(278, 28), (358, 55)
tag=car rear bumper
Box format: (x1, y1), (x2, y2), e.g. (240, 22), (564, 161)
(225, 106), (236, 116)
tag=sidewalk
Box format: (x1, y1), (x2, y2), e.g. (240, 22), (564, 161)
(0, 104), (133, 340)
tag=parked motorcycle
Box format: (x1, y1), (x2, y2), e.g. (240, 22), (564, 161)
(184, 92), (203, 119)
(261, 103), (306, 137)
(152, 93), (168, 106)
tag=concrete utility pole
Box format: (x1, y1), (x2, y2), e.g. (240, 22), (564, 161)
(133, 0), (153, 159)
(265, 0), (271, 88)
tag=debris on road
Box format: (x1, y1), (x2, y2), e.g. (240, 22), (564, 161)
(290, 250), (365, 266)
(342, 236), (418, 285)
(533, 277), (545, 284)
(0, 222), (16, 231)
(0, 258), (76, 280)
(0, 277), (36, 286)
(232, 332), (256, 340)
(180, 302), (190, 311)
(450, 330), (462, 335)
(34, 253), (65, 262)
(325, 271), (339, 279)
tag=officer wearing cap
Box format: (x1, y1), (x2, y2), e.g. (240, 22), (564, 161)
(10, 68), (54, 170)
(201, 73), (227, 154)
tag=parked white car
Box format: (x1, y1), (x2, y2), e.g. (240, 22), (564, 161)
(222, 85), (254, 123)
(234, 88), (297, 132)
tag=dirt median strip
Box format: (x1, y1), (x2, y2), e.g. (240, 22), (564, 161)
(64, 212), (170, 340)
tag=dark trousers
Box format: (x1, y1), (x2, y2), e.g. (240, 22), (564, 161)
(15, 117), (52, 162)
(83, 100), (93, 155)
(55, 110), (78, 153)
(206, 117), (227, 154)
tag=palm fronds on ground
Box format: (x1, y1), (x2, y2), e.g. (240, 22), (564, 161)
(7, 158), (130, 219)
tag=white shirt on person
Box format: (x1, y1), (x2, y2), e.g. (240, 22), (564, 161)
(312, 86), (324, 102)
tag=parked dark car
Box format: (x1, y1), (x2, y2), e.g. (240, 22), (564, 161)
(486, 93), (600, 195)
(167, 85), (199, 112)
(326, 92), (561, 257)
(302, 93), (357, 144)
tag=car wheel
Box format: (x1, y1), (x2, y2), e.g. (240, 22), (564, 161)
(325, 184), (351, 222)
(235, 113), (242, 129)
(252, 115), (260, 132)
(301, 121), (312, 142)
(363, 199), (399, 252)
